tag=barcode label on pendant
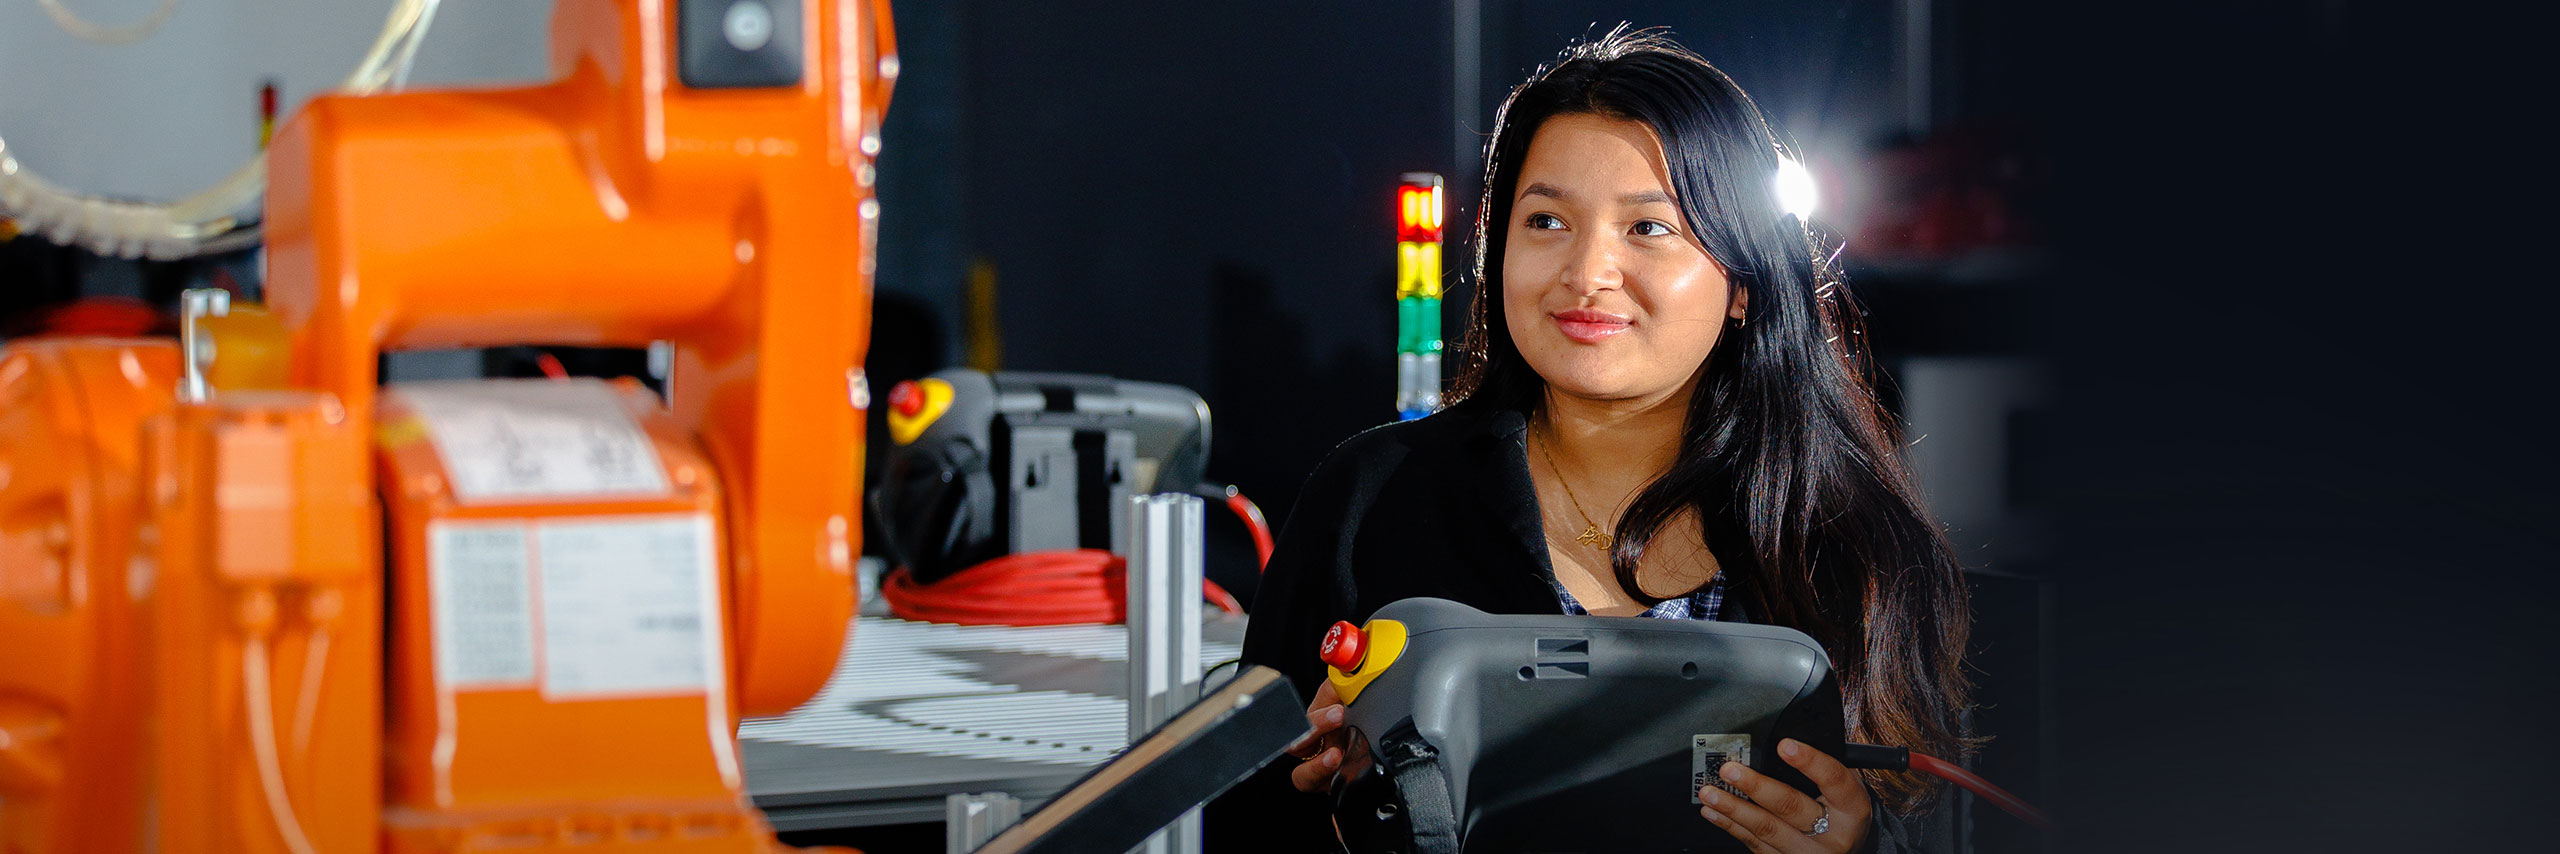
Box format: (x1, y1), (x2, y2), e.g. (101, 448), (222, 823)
(1692, 734), (1752, 804)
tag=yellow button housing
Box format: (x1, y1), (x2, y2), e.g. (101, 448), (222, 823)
(887, 377), (955, 445)
(1325, 619), (1408, 705)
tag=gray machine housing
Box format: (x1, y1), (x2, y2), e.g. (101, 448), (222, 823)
(1330, 598), (1847, 853)
(871, 369), (1210, 583)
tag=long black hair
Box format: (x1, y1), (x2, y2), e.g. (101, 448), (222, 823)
(1449, 27), (1972, 811)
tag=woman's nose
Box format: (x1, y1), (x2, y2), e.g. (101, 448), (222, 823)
(1560, 237), (1623, 296)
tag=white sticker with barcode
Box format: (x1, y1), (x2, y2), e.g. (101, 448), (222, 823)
(395, 380), (668, 503)
(1692, 734), (1753, 804)
(427, 521), (538, 687)
(535, 514), (723, 699)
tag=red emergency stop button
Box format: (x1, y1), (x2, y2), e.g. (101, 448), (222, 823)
(889, 380), (926, 417)
(886, 378), (955, 446)
(1319, 621), (1367, 671)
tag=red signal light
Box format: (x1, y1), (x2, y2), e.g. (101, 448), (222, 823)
(1397, 173), (1444, 243)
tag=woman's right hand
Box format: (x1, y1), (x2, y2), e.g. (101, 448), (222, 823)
(1285, 679), (1347, 793)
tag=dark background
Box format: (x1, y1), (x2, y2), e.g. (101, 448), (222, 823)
(5, 2), (2548, 851)
(2021, 5), (2555, 853)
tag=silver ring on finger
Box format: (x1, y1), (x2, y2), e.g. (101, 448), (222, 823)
(1805, 802), (1831, 837)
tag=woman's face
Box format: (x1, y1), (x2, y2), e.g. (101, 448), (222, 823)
(1502, 113), (1742, 405)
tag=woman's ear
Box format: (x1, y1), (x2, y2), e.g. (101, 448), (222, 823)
(1729, 286), (1750, 322)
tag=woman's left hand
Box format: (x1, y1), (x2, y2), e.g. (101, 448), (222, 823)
(1698, 737), (1873, 853)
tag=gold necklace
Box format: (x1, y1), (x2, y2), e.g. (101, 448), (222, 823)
(1534, 423), (1614, 551)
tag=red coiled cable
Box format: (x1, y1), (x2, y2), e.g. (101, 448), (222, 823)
(881, 549), (1243, 627)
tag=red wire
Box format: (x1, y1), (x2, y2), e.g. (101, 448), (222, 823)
(1911, 751), (2053, 830)
(1201, 580), (1244, 615)
(1223, 491), (1274, 571)
(880, 549), (1243, 626)
(535, 352), (570, 380)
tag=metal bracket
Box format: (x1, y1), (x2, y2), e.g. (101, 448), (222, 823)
(178, 288), (231, 403)
(1126, 492), (1204, 854)
(946, 791), (1024, 853)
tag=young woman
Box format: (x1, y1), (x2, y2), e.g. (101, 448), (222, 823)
(1208, 28), (1973, 854)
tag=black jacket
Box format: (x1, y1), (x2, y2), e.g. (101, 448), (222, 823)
(1203, 402), (1956, 853)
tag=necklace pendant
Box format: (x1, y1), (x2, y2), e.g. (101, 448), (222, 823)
(1576, 525), (1612, 550)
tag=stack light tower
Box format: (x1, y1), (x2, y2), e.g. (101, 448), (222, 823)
(1395, 172), (1445, 420)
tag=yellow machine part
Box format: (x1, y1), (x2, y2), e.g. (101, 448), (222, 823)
(197, 302), (293, 392)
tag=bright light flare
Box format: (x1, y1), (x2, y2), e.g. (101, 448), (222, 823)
(1775, 157), (1818, 221)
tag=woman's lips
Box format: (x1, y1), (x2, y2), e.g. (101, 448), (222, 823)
(1550, 309), (1631, 343)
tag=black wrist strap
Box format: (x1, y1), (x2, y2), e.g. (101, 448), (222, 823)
(1380, 721), (1461, 854)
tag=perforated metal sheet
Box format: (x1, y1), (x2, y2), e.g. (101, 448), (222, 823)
(741, 613), (1248, 829)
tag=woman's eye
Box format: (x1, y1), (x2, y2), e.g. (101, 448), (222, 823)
(1524, 212), (1564, 230)
(1630, 220), (1676, 237)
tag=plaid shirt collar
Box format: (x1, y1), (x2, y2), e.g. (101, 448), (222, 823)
(1548, 572), (1727, 621)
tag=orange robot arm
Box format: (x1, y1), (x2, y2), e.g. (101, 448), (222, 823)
(2, 1), (894, 852)
(264, 0), (893, 716)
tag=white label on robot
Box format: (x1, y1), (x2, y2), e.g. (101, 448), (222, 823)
(395, 380), (668, 503)
(427, 521), (538, 687)
(1691, 734), (1753, 804)
(535, 514), (723, 699)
